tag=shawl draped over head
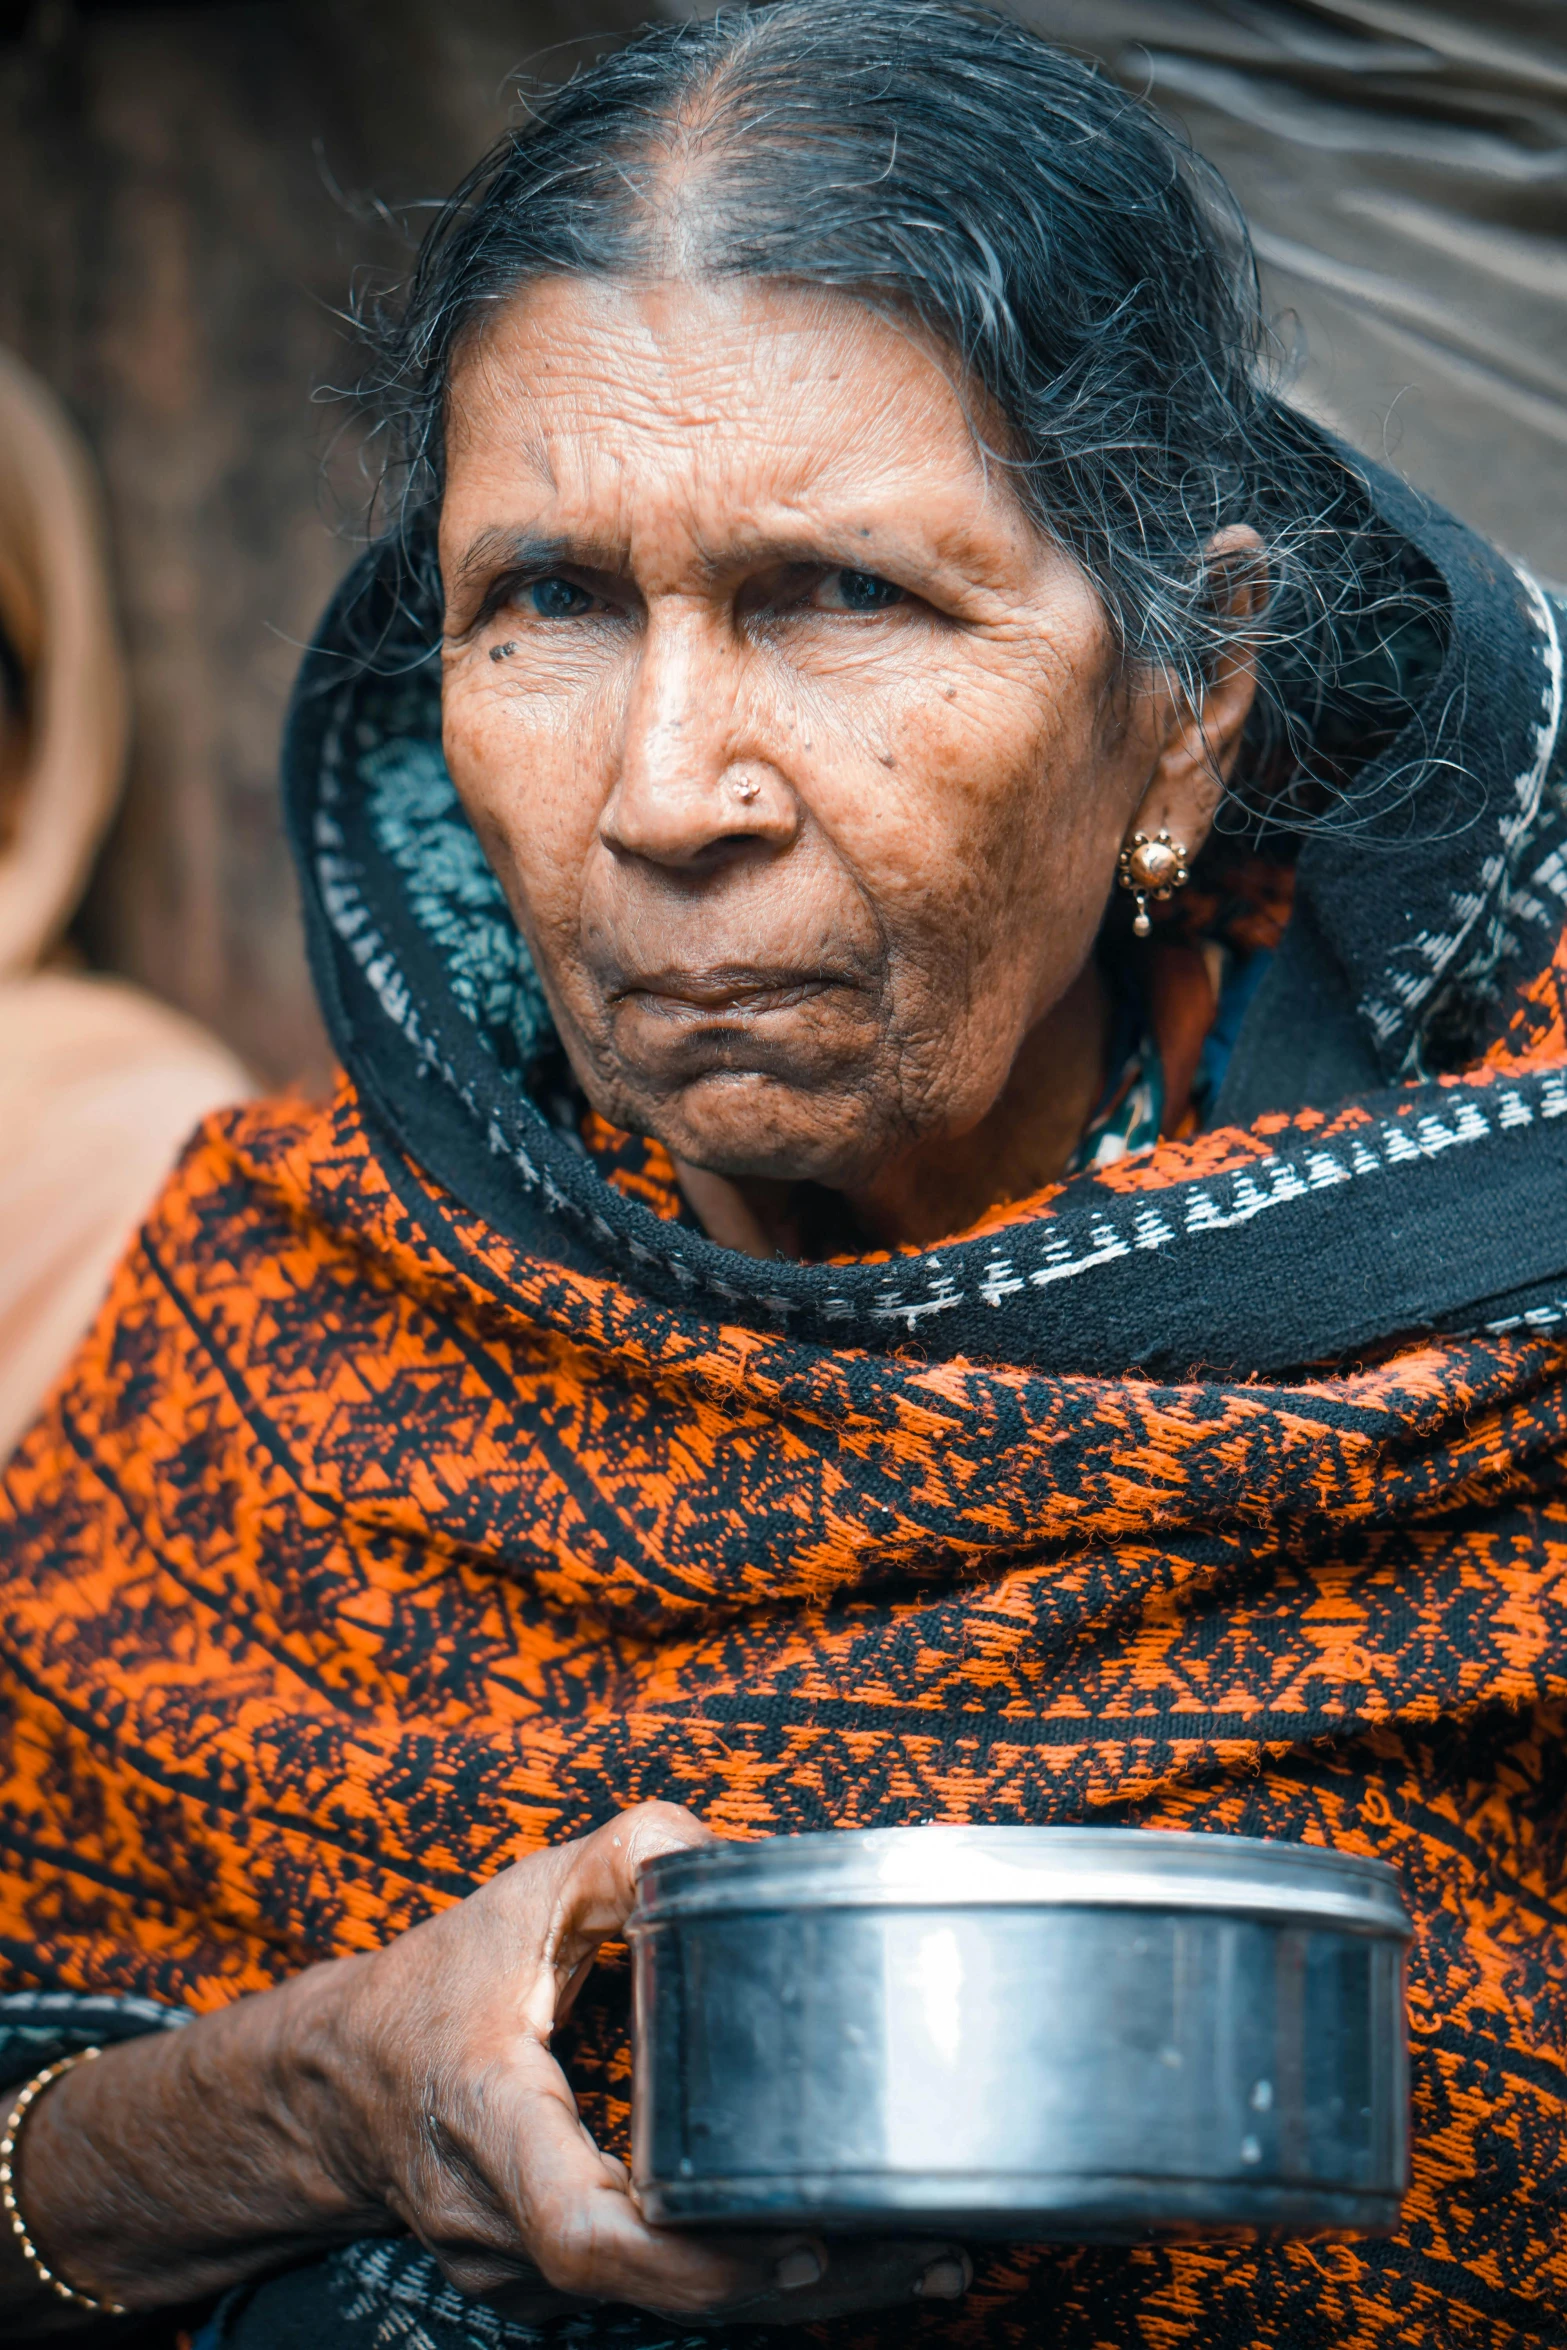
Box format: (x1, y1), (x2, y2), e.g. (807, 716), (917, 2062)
(5, 445), (1567, 2350)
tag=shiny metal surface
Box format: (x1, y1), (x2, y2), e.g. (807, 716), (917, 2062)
(630, 1827), (1411, 2241)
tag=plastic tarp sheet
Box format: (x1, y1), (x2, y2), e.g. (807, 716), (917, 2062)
(1019, 2), (1567, 581)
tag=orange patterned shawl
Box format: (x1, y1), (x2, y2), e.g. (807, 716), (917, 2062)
(2, 935), (1567, 2347)
(6, 482), (1567, 2346)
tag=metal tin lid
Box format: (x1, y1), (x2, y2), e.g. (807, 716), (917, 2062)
(632, 1826), (1411, 1938)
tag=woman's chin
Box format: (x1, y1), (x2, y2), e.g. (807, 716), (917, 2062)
(639, 1071), (893, 1193)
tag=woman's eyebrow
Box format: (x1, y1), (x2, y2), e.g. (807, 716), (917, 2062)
(702, 534), (889, 571)
(448, 528), (620, 600)
(688, 526), (972, 586)
(447, 521), (988, 601)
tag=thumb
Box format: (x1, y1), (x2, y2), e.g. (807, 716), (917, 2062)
(528, 1803), (716, 2028)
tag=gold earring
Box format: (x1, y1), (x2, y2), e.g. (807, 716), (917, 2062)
(1117, 827), (1189, 938)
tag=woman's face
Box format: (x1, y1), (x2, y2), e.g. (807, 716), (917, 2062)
(440, 277), (1234, 1196)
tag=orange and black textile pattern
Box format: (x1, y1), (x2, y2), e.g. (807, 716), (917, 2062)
(4, 933), (1567, 2348)
(6, 451), (1567, 2347)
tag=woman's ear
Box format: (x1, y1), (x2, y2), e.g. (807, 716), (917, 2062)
(1129, 523), (1265, 857)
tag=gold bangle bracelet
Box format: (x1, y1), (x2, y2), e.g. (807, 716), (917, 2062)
(0, 2045), (127, 2317)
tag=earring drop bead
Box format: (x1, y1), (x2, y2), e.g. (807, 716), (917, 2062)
(1117, 827), (1190, 938)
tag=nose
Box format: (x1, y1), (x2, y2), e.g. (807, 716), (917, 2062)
(600, 604), (799, 867)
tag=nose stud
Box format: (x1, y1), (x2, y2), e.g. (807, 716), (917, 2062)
(730, 775), (761, 805)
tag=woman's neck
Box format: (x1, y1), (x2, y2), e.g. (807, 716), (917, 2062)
(675, 959), (1109, 1260)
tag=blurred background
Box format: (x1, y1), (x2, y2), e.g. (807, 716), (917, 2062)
(1, 0), (1564, 1092)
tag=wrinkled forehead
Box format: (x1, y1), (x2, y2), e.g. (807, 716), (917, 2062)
(439, 274), (1032, 570)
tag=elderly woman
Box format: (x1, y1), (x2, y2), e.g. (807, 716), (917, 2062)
(3, 4), (1567, 2346)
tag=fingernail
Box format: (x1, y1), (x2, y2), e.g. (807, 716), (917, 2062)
(775, 2246), (825, 2291)
(915, 2252), (971, 2300)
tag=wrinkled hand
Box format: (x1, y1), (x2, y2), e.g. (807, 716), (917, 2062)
(309, 1802), (969, 2325)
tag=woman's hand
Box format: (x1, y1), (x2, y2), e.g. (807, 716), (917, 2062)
(295, 1800), (968, 2323)
(9, 1804), (969, 2330)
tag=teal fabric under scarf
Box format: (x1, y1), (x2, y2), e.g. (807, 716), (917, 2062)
(358, 672), (552, 1078)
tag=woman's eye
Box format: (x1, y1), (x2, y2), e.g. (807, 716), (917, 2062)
(526, 576), (595, 619)
(823, 569), (907, 613)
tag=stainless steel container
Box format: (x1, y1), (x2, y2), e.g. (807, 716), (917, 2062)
(629, 1826), (1411, 2240)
